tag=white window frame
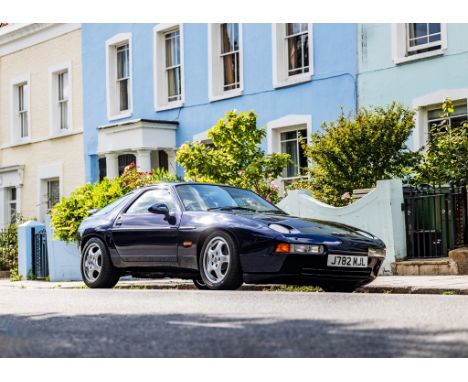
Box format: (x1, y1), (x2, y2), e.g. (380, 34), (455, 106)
(36, 163), (62, 222)
(48, 62), (73, 136)
(208, 23), (244, 102)
(106, 33), (133, 121)
(392, 23), (447, 65)
(154, 23), (185, 111)
(266, 115), (312, 191)
(412, 88), (468, 151)
(272, 23), (313, 89)
(10, 74), (31, 144)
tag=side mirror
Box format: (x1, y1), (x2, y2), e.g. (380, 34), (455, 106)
(148, 203), (170, 216)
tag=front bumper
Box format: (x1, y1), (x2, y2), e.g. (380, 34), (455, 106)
(242, 250), (384, 286)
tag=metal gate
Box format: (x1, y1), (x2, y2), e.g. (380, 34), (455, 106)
(403, 182), (468, 259)
(31, 226), (49, 279)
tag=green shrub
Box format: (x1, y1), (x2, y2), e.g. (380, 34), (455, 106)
(51, 164), (181, 243)
(0, 222), (19, 278)
(415, 99), (468, 184)
(294, 102), (420, 206)
(176, 110), (290, 204)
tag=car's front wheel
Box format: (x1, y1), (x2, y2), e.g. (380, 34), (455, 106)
(199, 231), (243, 290)
(81, 237), (120, 288)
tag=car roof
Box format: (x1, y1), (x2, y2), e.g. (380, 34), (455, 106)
(142, 182), (240, 189)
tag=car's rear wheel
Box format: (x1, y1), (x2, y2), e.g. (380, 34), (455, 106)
(81, 238), (120, 288)
(199, 231), (243, 290)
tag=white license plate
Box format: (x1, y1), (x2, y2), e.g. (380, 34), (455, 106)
(327, 254), (368, 268)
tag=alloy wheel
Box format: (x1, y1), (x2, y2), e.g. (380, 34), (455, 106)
(203, 237), (231, 284)
(83, 243), (103, 282)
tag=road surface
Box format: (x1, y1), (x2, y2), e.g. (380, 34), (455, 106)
(1, 288), (467, 357)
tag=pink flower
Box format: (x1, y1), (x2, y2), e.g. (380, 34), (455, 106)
(341, 192), (351, 200)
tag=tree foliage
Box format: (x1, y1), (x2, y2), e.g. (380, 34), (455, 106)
(51, 165), (181, 243)
(415, 99), (468, 184)
(176, 110), (290, 203)
(296, 102), (420, 206)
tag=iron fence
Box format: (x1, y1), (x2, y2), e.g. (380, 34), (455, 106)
(403, 181), (468, 259)
(31, 226), (49, 279)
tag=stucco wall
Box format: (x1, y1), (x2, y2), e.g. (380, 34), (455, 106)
(358, 23), (468, 107)
(0, 28), (85, 220)
(82, 23), (357, 182)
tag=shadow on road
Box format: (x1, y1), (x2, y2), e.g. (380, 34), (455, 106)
(1, 312), (467, 357)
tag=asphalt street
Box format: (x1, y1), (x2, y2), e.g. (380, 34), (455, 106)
(1, 288), (468, 357)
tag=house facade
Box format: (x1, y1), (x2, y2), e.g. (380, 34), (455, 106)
(358, 23), (468, 150)
(81, 23), (357, 186)
(0, 23), (85, 227)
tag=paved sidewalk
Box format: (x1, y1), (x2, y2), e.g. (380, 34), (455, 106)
(1, 276), (468, 294)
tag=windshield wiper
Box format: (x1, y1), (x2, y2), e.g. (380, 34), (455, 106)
(208, 206), (256, 212)
(261, 210), (287, 215)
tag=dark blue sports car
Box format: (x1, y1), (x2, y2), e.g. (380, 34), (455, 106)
(77, 183), (386, 292)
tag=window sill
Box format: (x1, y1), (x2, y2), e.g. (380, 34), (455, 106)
(107, 110), (133, 122)
(394, 49), (445, 65)
(155, 100), (184, 112)
(2, 130), (82, 149)
(274, 73), (312, 89)
(209, 89), (243, 103)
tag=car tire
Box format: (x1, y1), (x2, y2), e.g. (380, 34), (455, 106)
(199, 231), (243, 290)
(321, 282), (357, 293)
(192, 278), (209, 290)
(81, 237), (120, 288)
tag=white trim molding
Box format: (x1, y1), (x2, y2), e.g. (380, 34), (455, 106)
(412, 88), (468, 150)
(272, 23), (313, 89)
(391, 23), (447, 65)
(208, 23), (244, 102)
(153, 23), (185, 111)
(105, 32), (133, 121)
(48, 61), (73, 137)
(0, 23), (80, 57)
(10, 73), (31, 145)
(36, 162), (63, 222)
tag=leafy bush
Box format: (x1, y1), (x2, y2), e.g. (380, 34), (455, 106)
(0, 221), (20, 280)
(415, 99), (468, 184)
(51, 164), (181, 243)
(176, 110), (290, 204)
(295, 102), (420, 206)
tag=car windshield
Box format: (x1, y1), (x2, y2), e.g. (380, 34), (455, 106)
(93, 192), (135, 217)
(176, 184), (282, 213)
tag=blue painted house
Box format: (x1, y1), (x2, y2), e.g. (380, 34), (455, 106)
(358, 23), (468, 150)
(81, 23), (357, 188)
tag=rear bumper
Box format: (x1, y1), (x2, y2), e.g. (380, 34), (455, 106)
(242, 252), (384, 287)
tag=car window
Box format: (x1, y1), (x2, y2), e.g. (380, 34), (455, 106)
(125, 189), (176, 215)
(93, 192), (135, 217)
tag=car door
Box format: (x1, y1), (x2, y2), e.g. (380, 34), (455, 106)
(111, 188), (180, 263)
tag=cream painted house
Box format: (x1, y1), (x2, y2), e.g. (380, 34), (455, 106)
(0, 24), (85, 227)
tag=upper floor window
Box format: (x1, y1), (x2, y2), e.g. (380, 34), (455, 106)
(392, 23), (447, 64)
(49, 63), (72, 135)
(154, 24), (184, 110)
(10, 74), (30, 143)
(208, 23), (243, 101)
(286, 23), (310, 76)
(220, 23), (240, 91)
(272, 23), (313, 88)
(18, 83), (29, 138)
(407, 23), (442, 55)
(106, 33), (133, 120)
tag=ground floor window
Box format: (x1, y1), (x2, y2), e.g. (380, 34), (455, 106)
(46, 179), (60, 212)
(118, 154), (136, 175)
(98, 157), (107, 181)
(427, 101), (468, 139)
(8, 188), (17, 224)
(280, 128), (308, 179)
